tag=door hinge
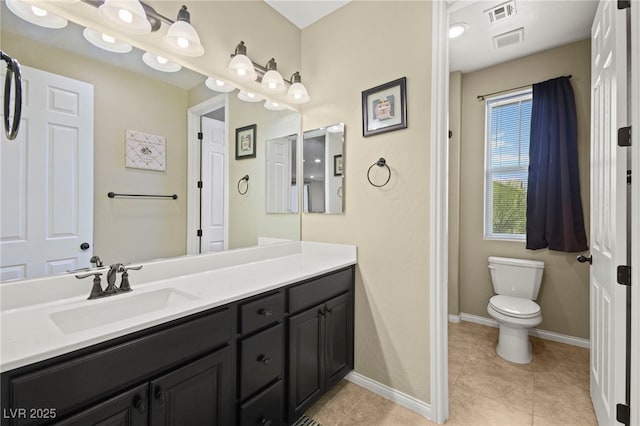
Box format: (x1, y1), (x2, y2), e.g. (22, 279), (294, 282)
(616, 403), (630, 425)
(617, 265), (631, 286)
(197, 132), (203, 140)
(628, 170), (632, 185)
(618, 0), (630, 9)
(197, 180), (203, 189)
(618, 126), (631, 147)
(196, 229), (202, 237)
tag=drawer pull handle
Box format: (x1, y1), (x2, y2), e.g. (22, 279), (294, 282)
(259, 308), (273, 317)
(133, 395), (147, 414)
(155, 386), (168, 405)
(260, 417), (273, 426)
(258, 354), (272, 365)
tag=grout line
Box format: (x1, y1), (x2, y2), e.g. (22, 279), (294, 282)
(333, 380), (370, 426)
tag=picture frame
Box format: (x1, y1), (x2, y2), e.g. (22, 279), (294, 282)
(125, 129), (166, 171)
(361, 77), (407, 137)
(334, 154), (343, 176)
(235, 124), (257, 160)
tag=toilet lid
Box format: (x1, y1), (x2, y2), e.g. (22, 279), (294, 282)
(489, 295), (540, 319)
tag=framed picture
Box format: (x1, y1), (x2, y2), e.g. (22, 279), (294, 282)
(361, 77), (407, 137)
(235, 124), (257, 159)
(125, 130), (166, 171)
(334, 154), (343, 176)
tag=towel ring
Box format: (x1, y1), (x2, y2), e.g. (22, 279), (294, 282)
(1, 52), (22, 140)
(237, 175), (249, 195)
(367, 158), (391, 187)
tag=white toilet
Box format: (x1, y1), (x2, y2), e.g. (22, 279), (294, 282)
(486, 256), (544, 364)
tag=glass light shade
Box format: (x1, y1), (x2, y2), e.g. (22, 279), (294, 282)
(99, 0), (151, 35)
(163, 21), (204, 57)
(261, 70), (286, 93)
(287, 82), (310, 104)
(264, 100), (287, 111)
(6, 0), (67, 29)
(83, 28), (132, 53)
(228, 55), (257, 81)
(205, 77), (235, 93)
(142, 52), (181, 73)
(237, 90), (263, 103)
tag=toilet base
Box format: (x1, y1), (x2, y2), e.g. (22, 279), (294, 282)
(496, 325), (532, 364)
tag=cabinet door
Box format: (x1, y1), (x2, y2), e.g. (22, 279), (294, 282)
(53, 384), (147, 426)
(149, 347), (232, 426)
(287, 303), (324, 421)
(324, 292), (354, 390)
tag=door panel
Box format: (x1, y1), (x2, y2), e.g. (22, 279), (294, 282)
(324, 292), (353, 389)
(266, 137), (292, 213)
(590, 2), (627, 424)
(200, 116), (225, 253)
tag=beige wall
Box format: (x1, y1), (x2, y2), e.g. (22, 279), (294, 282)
(2, 31), (188, 265)
(456, 40), (592, 338)
(449, 71), (462, 315)
(301, 1), (433, 402)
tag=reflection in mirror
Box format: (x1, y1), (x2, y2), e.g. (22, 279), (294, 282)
(265, 134), (298, 214)
(0, 6), (301, 282)
(302, 124), (344, 214)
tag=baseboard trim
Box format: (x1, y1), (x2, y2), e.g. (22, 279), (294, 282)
(448, 314), (461, 323)
(345, 372), (432, 420)
(458, 312), (591, 349)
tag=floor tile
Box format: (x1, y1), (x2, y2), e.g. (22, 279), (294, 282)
(533, 382), (596, 425)
(448, 387), (533, 426)
(337, 392), (436, 426)
(305, 381), (368, 425)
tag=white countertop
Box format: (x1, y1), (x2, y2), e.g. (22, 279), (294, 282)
(0, 241), (357, 373)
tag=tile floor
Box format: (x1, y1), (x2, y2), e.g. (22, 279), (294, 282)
(305, 321), (596, 425)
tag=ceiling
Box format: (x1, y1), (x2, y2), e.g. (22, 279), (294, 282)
(449, 0), (598, 73)
(264, 0), (351, 29)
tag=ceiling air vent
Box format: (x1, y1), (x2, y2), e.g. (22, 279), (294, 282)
(485, 0), (517, 23)
(493, 27), (524, 49)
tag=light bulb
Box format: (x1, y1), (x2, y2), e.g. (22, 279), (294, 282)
(31, 6), (47, 17)
(294, 93), (302, 100)
(269, 82), (277, 89)
(215, 79), (225, 87)
(314, 158), (321, 163)
(118, 8), (133, 23)
(246, 92), (256, 99)
(177, 37), (189, 49)
(101, 33), (116, 43)
(156, 55), (168, 64)
(237, 68), (247, 77)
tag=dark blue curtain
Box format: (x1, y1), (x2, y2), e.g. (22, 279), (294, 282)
(526, 76), (588, 252)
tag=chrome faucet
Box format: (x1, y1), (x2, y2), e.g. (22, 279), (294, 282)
(76, 263), (143, 300)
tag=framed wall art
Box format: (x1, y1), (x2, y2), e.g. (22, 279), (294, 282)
(361, 77), (407, 137)
(235, 124), (257, 160)
(125, 130), (166, 171)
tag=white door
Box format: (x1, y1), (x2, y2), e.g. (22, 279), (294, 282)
(265, 137), (292, 213)
(200, 116), (225, 253)
(590, 2), (628, 423)
(1, 66), (94, 281)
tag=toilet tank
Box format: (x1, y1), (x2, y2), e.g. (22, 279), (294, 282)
(488, 256), (545, 300)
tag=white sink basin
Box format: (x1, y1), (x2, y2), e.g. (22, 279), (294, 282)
(49, 288), (198, 335)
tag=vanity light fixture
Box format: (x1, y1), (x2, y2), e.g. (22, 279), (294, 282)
(286, 72), (310, 104)
(99, 0), (151, 35)
(264, 100), (287, 111)
(162, 5), (204, 57)
(261, 58), (286, 93)
(83, 28), (133, 53)
(6, 0), (68, 29)
(142, 52), (181, 72)
(228, 41), (258, 81)
(449, 22), (469, 39)
(205, 77), (235, 93)
(237, 90), (263, 103)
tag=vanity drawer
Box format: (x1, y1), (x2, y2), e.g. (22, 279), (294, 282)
(8, 307), (232, 425)
(239, 324), (283, 400)
(239, 291), (284, 335)
(239, 380), (284, 426)
(288, 267), (353, 314)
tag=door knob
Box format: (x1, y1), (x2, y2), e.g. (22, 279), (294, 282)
(576, 254), (592, 264)
(80, 242), (90, 250)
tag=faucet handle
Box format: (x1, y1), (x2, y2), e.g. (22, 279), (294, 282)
(122, 265), (143, 272)
(75, 272), (105, 299)
(119, 265), (142, 292)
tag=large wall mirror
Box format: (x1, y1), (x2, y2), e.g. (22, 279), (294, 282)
(0, 6), (301, 282)
(302, 124), (344, 214)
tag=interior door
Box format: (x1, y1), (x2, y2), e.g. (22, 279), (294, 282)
(0, 65), (94, 281)
(265, 137), (292, 213)
(200, 116), (226, 253)
(590, 1), (628, 423)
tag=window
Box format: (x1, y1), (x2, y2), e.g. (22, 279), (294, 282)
(484, 90), (532, 240)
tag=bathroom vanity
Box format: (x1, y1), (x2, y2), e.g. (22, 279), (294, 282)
(0, 242), (356, 426)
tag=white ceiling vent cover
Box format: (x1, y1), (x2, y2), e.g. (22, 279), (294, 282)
(493, 27), (524, 49)
(486, 0), (517, 23)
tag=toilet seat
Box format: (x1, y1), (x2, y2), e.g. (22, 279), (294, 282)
(489, 295), (540, 319)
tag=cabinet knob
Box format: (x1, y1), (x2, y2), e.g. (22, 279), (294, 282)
(260, 417), (272, 426)
(155, 386), (168, 405)
(258, 354), (272, 365)
(133, 395), (147, 414)
(259, 307), (273, 317)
